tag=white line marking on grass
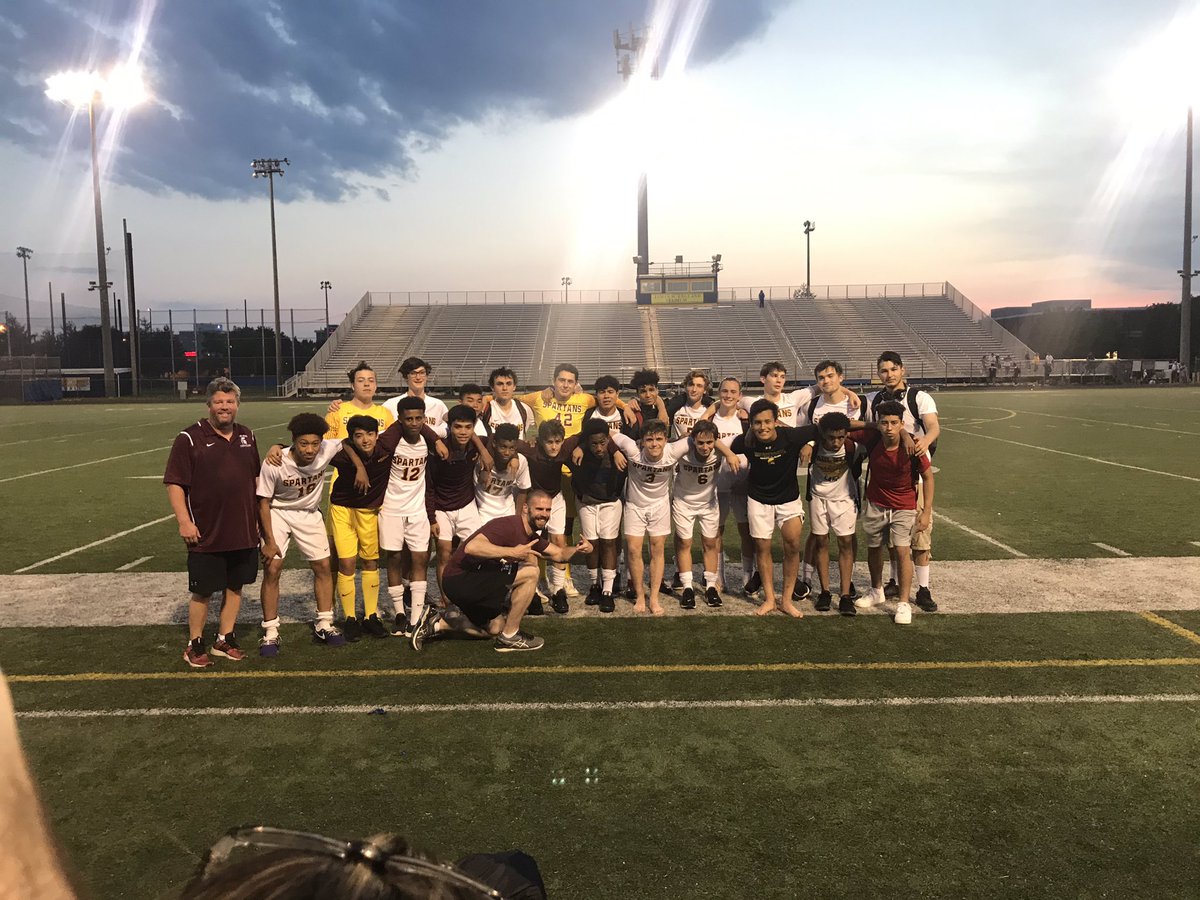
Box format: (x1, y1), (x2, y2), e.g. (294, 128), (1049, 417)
(0, 419), (176, 448)
(1093, 543), (1132, 557)
(126, 475), (164, 479)
(17, 692), (1200, 720)
(974, 407), (1200, 437)
(933, 512), (1027, 557)
(942, 428), (1200, 483)
(15, 516), (174, 573)
(115, 556), (153, 571)
(1191, 542), (1200, 550)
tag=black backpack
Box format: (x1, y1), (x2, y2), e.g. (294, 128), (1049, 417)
(869, 387), (938, 455)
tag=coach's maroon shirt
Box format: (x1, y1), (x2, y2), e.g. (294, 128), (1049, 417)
(163, 419), (261, 553)
(442, 515), (550, 579)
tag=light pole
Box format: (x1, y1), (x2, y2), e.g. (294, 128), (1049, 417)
(252, 157), (290, 391)
(45, 67), (145, 397)
(17, 247), (32, 342)
(320, 280), (332, 334)
(1181, 106), (1194, 375)
(561, 276), (572, 304)
(802, 220), (816, 298)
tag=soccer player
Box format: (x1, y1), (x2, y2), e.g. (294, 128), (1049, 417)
(164, 377), (261, 668)
(671, 419), (728, 609)
(476, 423), (531, 525)
(582, 374), (639, 437)
(611, 421), (737, 615)
(629, 368), (670, 427)
(383, 357), (449, 436)
(482, 367), (534, 438)
(415, 490), (593, 652)
(429, 404), (489, 589)
(256, 414), (349, 655)
(457, 383), (491, 437)
(864, 351), (940, 611)
(852, 400), (934, 625)
(325, 361), (395, 439)
(667, 369), (714, 439)
(568, 419), (627, 612)
(729, 400), (821, 617)
(712, 377), (756, 595)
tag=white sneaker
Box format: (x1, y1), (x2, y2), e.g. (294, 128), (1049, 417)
(855, 591), (883, 609)
(894, 602), (913, 625)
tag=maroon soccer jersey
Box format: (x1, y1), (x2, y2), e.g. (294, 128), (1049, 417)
(429, 441), (480, 512)
(163, 419), (261, 552)
(442, 515), (550, 579)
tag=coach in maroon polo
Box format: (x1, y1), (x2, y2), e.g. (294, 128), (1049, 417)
(164, 377), (261, 668)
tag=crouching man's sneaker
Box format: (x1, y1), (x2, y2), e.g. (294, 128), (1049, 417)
(210, 633), (246, 661)
(915, 586), (938, 612)
(184, 638), (213, 669)
(494, 630), (545, 652)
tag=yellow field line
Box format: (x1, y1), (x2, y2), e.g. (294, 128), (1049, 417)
(1138, 612), (1200, 647)
(9, 656), (1200, 684)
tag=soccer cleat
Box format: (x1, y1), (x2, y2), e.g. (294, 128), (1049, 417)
(494, 630), (545, 652)
(743, 570), (762, 597)
(410, 607), (439, 652)
(894, 601), (913, 625)
(259, 635), (281, 658)
(527, 594), (545, 616)
(342, 616), (363, 642)
(838, 594), (857, 616)
(815, 590), (832, 612)
(313, 621), (346, 647)
(704, 586), (723, 608)
(847, 582), (860, 601)
(550, 588), (569, 615)
(183, 639), (213, 669)
(679, 586), (696, 610)
(390, 615), (412, 638)
(883, 579), (900, 600)
(671, 571), (685, 590)
(659, 578), (675, 596)
(210, 634), (245, 661)
(915, 586), (938, 612)
(792, 580), (812, 602)
(855, 592), (883, 610)
(363, 614), (389, 638)
(599, 592), (615, 613)
(585, 583), (602, 606)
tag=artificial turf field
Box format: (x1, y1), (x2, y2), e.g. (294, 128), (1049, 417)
(3, 386), (1200, 898)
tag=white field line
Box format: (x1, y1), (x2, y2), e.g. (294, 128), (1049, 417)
(1092, 543), (1132, 557)
(126, 475), (164, 479)
(14, 516), (175, 573)
(0, 418), (176, 448)
(16, 692), (1200, 720)
(942, 427), (1200, 483)
(1192, 542), (1200, 550)
(974, 406), (1200, 437)
(115, 556), (153, 571)
(934, 512), (1027, 557)
(1, 420), (291, 484)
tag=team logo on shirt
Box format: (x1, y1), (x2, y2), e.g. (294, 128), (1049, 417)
(238, 434), (251, 447)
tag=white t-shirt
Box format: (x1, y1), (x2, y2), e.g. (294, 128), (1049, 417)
(673, 447), (722, 506)
(611, 433), (690, 509)
(864, 386), (938, 436)
(383, 436), (430, 516)
(738, 387), (814, 428)
(256, 439), (343, 512)
(807, 393), (855, 427)
(475, 454), (532, 520)
(485, 399), (534, 438)
(384, 393), (449, 438)
(809, 443), (855, 501)
(712, 411), (749, 493)
(589, 408), (624, 434)
(671, 401), (708, 440)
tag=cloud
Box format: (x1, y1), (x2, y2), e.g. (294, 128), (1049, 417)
(0, 0), (783, 202)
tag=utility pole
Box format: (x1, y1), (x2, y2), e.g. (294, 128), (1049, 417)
(252, 157), (290, 392)
(17, 247), (32, 344)
(1181, 106), (1195, 375)
(123, 219), (140, 396)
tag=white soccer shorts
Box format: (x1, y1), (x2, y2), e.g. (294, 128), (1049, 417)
(672, 499), (720, 540)
(808, 495), (858, 538)
(269, 508), (331, 561)
(435, 503), (482, 543)
(747, 496), (805, 541)
(378, 510), (432, 552)
(579, 500), (622, 540)
(623, 501), (672, 538)
(547, 492), (567, 536)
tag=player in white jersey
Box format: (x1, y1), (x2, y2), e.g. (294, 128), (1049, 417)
(711, 377), (756, 595)
(457, 383), (492, 437)
(864, 351), (941, 611)
(382, 356), (449, 437)
(668, 369), (713, 439)
(256, 413), (348, 654)
(482, 367), (535, 439)
(611, 422), (737, 615)
(475, 424), (532, 523)
(670, 420), (734, 610)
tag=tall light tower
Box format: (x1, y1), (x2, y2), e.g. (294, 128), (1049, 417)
(320, 280), (332, 333)
(614, 26), (656, 281)
(1181, 107), (1195, 374)
(801, 220), (816, 298)
(561, 275), (572, 303)
(252, 157), (290, 390)
(16, 247), (32, 340)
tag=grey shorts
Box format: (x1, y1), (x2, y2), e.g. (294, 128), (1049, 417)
(862, 500), (916, 549)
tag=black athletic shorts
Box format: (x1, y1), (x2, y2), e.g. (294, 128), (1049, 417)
(187, 547), (259, 597)
(442, 569), (514, 627)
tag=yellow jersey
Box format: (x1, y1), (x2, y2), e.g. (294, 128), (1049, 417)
(325, 403), (394, 440)
(518, 391), (596, 439)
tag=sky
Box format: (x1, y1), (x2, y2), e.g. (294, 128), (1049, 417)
(1, 0), (1198, 325)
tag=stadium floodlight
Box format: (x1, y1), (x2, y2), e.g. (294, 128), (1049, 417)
(561, 275), (572, 304)
(17, 247), (32, 338)
(800, 220), (817, 299)
(44, 65), (146, 397)
(252, 157), (290, 391)
(0, 321), (10, 356)
(320, 280), (332, 333)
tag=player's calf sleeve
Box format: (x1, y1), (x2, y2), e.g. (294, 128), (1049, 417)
(409, 581), (427, 625)
(703, 571), (717, 589)
(361, 569), (380, 617)
(679, 570), (693, 588)
(337, 574), (357, 619)
(548, 565), (565, 591)
(601, 568), (616, 593)
(589, 567), (600, 586)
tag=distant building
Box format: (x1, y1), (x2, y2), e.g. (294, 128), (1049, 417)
(991, 299), (1092, 321)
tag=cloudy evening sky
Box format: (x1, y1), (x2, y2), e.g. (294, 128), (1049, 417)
(1, 0), (1197, 322)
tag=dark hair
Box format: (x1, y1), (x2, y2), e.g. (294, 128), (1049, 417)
(630, 369), (660, 389)
(399, 357), (432, 377)
(875, 400), (906, 419)
(552, 363), (579, 381)
(537, 419), (566, 442)
(458, 383), (484, 399)
(594, 374), (620, 393)
(818, 412), (852, 433)
(748, 398), (779, 420)
(488, 366), (517, 387)
(347, 361), (374, 384)
(396, 396), (425, 413)
(759, 361), (787, 378)
(719, 376), (741, 390)
(446, 404), (477, 424)
(583, 419), (610, 439)
(814, 359), (843, 376)
(346, 415), (380, 436)
(876, 351), (904, 369)
(287, 413), (330, 440)
(685, 368), (709, 388)
(640, 419), (668, 438)
(493, 424), (519, 443)
(690, 419), (718, 440)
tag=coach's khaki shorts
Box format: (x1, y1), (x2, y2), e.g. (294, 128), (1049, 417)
(863, 500), (916, 548)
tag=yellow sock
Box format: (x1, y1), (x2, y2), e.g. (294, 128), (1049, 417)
(337, 573), (357, 619)
(362, 569), (380, 617)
